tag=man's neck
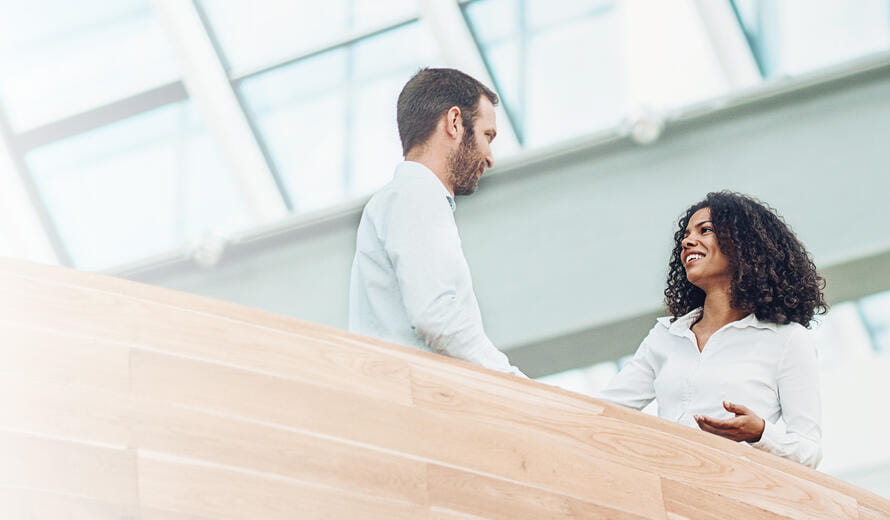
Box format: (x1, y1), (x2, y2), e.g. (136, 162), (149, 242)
(404, 150), (454, 196)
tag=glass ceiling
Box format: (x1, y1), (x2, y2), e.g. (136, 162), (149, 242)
(0, 0), (887, 270)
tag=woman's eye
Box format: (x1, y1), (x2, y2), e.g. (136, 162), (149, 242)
(702, 227), (713, 233)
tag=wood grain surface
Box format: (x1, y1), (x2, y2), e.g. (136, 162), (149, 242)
(2, 257), (889, 520)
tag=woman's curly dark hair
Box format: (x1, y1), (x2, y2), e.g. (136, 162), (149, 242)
(664, 191), (827, 327)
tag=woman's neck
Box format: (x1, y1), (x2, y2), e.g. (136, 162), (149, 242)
(697, 288), (747, 331)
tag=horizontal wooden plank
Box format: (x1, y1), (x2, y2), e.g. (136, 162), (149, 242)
(0, 259), (520, 391)
(138, 508), (218, 520)
(133, 400), (428, 505)
(570, 416), (854, 520)
(427, 464), (655, 520)
(138, 454), (428, 520)
(602, 401), (890, 516)
(0, 487), (138, 520)
(0, 430), (137, 504)
(130, 346), (419, 447)
(0, 271), (413, 406)
(414, 368), (857, 520)
(429, 510), (491, 520)
(0, 321), (130, 392)
(0, 374), (133, 446)
(410, 365), (605, 429)
(661, 478), (791, 520)
(3, 258), (889, 519)
(131, 348), (664, 519)
(858, 505), (889, 520)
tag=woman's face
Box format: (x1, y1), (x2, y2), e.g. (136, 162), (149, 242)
(681, 207), (732, 290)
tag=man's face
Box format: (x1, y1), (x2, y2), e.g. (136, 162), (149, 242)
(448, 96), (497, 196)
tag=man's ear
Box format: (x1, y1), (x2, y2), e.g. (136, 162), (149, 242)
(444, 106), (463, 139)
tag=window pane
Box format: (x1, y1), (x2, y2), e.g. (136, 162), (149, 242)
(197, 0), (418, 72)
(465, 0), (728, 148)
(465, 0), (626, 147)
(860, 291), (890, 353)
(25, 102), (252, 271)
(0, 0), (180, 131)
(239, 22), (439, 213)
(732, 0), (890, 77)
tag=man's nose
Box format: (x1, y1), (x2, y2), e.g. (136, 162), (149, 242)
(485, 155), (494, 169)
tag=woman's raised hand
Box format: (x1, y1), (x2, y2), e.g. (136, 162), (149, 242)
(694, 401), (765, 443)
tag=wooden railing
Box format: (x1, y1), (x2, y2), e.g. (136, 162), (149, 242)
(1, 258), (888, 519)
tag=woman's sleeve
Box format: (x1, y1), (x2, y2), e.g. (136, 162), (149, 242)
(595, 326), (658, 411)
(750, 326), (822, 468)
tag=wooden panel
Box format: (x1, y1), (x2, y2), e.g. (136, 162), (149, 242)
(3, 258), (890, 519)
(133, 400), (428, 505)
(138, 454), (428, 520)
(0, 430), (137, 505)
(138, 510), (218, 520)
(661, 478), (791, 520)
(0, 374), (133, 446)
(0, 487), (138, 520)
(414, 365), (858, 520)
(0, 270), (413, 405)
(138, 509), (218, 520)
(858, 505), (890, 520)
(429, 510), (490, 520)
(410, 365), (605, 428)
(568, 416), (854, 519)
(0, 258), (499, 388)
(603, 399), (890, 517)
(427, 464), (654, 520)
(131, 348), (666, 519)
(0, 321), (130, 392)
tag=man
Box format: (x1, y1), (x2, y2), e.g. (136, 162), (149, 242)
(348, 68), (524, 377)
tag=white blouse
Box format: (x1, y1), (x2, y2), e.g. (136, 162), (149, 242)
(597, 309), (822, 468)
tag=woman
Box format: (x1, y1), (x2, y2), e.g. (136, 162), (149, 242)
(598, 191), (827, 467)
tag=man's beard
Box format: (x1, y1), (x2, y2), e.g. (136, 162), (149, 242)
(447, 131), (487, 196)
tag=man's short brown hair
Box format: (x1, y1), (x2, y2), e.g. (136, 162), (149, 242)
(396, 68), (498, 156)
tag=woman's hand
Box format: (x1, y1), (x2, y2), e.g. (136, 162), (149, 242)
(694, 401), (765, 443)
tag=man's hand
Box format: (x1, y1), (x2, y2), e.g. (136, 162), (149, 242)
(694, 401), (765, 443)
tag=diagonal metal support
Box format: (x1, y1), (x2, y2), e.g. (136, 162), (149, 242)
(150, 0), (290, 223)
(418, 0), (522, 153)
(0, 109), (66, 265)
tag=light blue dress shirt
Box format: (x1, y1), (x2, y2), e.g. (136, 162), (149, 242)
(349, 161), (523, 376)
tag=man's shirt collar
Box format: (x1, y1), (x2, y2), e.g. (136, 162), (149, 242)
(397, 161), (456, 212)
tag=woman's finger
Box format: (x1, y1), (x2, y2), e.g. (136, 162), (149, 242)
(695, 414), (735, 429)
(723, 401), (751, 415)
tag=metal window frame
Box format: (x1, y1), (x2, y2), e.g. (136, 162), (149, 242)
(0, 0), (774, 271)
(0, 108), (68, 265)
(698, 0), (765, 85)
(419, 0), (522, 150)
(150, 0), (289, 223)
(224, 16), (423, 211)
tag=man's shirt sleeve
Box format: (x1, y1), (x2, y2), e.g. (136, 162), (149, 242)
(378, 182), (524, 377)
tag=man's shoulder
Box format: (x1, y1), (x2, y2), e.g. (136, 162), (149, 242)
(367, 170), (446, 214)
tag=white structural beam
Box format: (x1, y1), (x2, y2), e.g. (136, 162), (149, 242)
(418, 0), (521, 153)
(620, 0), (758, 114)
(0, 134), (60, 264)
(689, 0), (762, 89)
(149, 0), (289, 223)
